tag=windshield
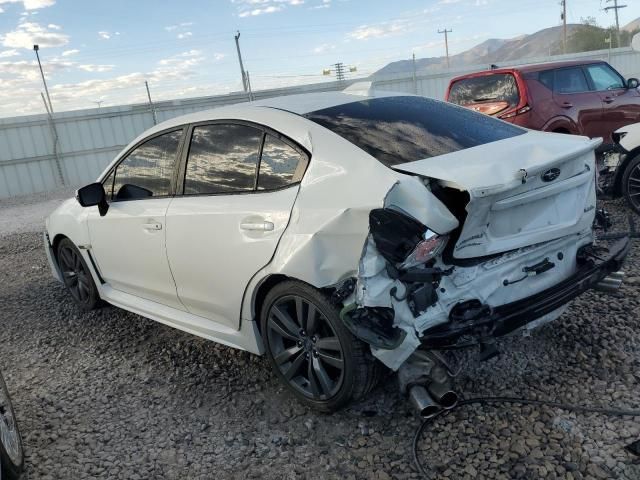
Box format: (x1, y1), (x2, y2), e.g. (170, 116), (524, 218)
(304, 96), (526, 168)
(448, 74), (520, 107)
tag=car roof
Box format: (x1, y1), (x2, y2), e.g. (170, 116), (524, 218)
(149, 91), (400, 133)
(450, 59), (607, 82)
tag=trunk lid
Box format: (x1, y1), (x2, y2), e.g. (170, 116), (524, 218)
(393, 131), (600, 259)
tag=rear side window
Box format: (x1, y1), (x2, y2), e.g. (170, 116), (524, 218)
(112, 129), (182, 200)
(184, 124), (262, 195)
(553, 68), (589, 94)
(304, 96), (526, 168)
(585, 64), (625, 91)
(448, 74), (519, 107)
(257, 135), (307, 190)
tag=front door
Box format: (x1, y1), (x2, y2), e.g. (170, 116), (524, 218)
(87, 129), (186, 310)
(551, 66), (603, 138)
(166, 123), (309, 329)
(584, 63), (640, 142)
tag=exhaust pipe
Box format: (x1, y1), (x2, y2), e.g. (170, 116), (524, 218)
(408, 385), (442, 419)
(595, 271), (624, 293)
(427, 381), (459, 410)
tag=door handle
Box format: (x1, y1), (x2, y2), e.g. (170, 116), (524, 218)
(240, 221), (274, 231)
(603, 97), (614, 104)
(143, 222), (162, 231)
(561, 102), (573, 109)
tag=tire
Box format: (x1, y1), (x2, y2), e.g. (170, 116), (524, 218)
(0, 372), (23, 480)
(621, 154), (640, 215)
(56, 238), (100, 311)
(260, 280), (380, 412)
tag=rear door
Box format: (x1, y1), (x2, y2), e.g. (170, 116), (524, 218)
(584, 63), (640, 142)
(550, 66), (603, 137)
(165, 122), (308, 329)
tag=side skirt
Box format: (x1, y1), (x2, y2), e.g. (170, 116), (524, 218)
(99, 285), (264, 355)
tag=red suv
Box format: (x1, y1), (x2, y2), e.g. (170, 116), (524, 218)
(446, 60), (640, 144)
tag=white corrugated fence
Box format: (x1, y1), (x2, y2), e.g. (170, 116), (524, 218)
(1, 46), (639, 199)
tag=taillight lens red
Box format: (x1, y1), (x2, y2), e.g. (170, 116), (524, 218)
(400, 231), (448, 269)
(498, 104), (531, 119)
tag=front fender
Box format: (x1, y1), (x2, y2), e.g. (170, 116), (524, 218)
(45, 197), (92, 256)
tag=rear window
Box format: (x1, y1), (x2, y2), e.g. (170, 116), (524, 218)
(303, 96), (526, 168)
(448, 73), (520, 107)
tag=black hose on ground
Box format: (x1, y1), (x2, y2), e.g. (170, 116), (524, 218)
(412, 396), (640, 477)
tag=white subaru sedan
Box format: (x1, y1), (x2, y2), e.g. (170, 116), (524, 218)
(44, 91), (628, 412)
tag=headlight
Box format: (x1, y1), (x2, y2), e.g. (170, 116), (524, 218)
(400, 230), (448, 269)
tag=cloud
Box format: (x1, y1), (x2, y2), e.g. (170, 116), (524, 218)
(438, 0), (461, 3)
(0, 0), (54, 10)
(312, 43), (335, 54)
(1, 21), (69, 48)
(233, 0), (305, 17)
(61, 48), (78, 56)
(0, 7), (4, 12)
(165, 22), (193, 32)
(348, 20), (410, 40)
(98, 31), (119, 40)
(238, 5), (282, 17)
(311, 0), (330, 8)
(177, 31), (192, 39)
(78, 64), (115, 73)
(0, 48), (20, 57)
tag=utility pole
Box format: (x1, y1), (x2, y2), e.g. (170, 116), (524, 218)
(334, 62), (346, 82)
(234, 31), (248, 92)
(560, 0), (567, 54)
(438, 29), (452, 69)
(145, 81), (158, 125)
(93, 100), (103, 109)
(412, 52), (418, 94)
(604, 0), (627, 48)
(33, 44), (54, 114)
(41, 92), (64, 186)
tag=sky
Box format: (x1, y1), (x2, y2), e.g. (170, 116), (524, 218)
(0, 0), (636, 117)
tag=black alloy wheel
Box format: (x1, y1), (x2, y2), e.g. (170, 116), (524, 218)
(261, 280), (381, 412)
(0, 372), (23, 480)
(623, 155), (640, 214)
(267, 295), (345, 400)
(56, 238), (100, 311)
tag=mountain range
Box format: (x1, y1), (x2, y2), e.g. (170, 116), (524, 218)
(374, 18), (640, 77)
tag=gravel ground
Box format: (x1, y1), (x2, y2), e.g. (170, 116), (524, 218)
(0, 194), (639, 479)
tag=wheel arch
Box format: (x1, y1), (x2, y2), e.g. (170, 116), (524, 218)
(541, 116), (579, 135)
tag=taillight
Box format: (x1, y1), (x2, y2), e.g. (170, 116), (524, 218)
(400, 230), (448, 269)
(498, 104), (531, 119)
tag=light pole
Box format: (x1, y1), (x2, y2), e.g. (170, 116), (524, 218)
(33, 44), (54, 114)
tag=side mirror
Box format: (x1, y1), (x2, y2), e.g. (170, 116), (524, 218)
(76, 182), (109, 217)
(628, 78), (640, 89)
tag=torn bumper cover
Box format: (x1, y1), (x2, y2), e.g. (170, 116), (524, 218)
(421, 237), (631, 347)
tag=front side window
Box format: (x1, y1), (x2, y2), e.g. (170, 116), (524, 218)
(257, 135), (307, 190)
(553, 68), (589, 94)
(585, 64), (625, 91)
(184, 124), (262, 195)
(304, 96), (525, 168)
(112, 129), (182, 200)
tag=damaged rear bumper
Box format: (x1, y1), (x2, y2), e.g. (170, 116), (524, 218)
(422, 237), (631, 346)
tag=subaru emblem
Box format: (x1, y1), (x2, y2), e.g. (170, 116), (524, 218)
(542, 168), (560, 182)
